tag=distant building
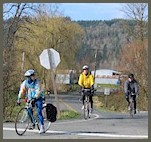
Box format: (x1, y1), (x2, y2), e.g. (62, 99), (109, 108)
(55, 70), (76, 84)
(91, 69), (121, 77)
(91, 69), (121, 86)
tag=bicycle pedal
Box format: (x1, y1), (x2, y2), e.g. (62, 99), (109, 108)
(28, 127), (34, 130)
(28, 124), (35, 130)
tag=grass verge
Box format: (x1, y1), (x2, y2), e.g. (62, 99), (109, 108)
(58, 110), (81, 120)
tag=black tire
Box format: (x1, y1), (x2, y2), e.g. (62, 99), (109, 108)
(84, 97), (90, 119)
(42, 105), (51, 132)
(129, 101), (134, 118)
(84, 102), (87, 119)
(15, 108), (30, 136)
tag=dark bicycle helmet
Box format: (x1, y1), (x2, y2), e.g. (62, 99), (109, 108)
(128, 73), (134, 78)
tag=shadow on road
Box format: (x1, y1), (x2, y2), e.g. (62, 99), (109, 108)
(97, 114), (148, 120)
(38, 130), (116, 136)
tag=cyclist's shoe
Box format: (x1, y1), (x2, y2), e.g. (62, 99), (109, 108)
(81, 105), (84, 110)
(128, 106), (130, 111)
(79, 97), (82, 102)
(134, 109), (136, 114)
(90, 108), (93, 114)
(28, 123), (35, 130)
(39, 125), (45, 134)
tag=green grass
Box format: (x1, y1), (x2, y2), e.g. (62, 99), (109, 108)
(58, 110), (81, 120)
(96, 107), (118, 113)
(97, 84), (120, 88)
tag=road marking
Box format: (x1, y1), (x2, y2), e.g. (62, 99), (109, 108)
(54, 114), (100, 124)
(76, 133), (148, 138)
(3, 127), (148, 139)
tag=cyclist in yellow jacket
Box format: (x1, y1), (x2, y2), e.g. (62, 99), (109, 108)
(78, 65), (94, 113)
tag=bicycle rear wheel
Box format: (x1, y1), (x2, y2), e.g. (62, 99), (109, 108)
(42, 105), (51, 132)
(15, 108), (30, 136)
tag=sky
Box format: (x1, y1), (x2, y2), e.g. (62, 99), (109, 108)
(59, 3), (126, 21)
(3, 3), (148, 21)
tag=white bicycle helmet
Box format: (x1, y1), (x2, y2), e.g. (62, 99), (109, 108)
(24, 69), (35, 77)
(82, 65), (89, 70)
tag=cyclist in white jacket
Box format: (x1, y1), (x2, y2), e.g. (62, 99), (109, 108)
(17, 69), (45, 134)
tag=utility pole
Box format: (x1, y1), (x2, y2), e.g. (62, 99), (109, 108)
(21, 51), (25, 81)
(92, 48), (102, 83)
(47, 49), (60, 117)
(94, 48), (98, 82)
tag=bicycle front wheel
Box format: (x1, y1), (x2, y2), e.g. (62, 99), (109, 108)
(42, 105), (51, 132)
(84, 101), (90, 119)
(15, 108), (30, 136)
(129, 102), (134, 118)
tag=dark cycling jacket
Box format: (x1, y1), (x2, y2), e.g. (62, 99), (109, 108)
(124, 79), (139, 96)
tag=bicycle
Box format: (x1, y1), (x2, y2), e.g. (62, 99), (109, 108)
(129, 93), (136, 118)
(15, 98), (51, 136)
(82, 89), (91, 120)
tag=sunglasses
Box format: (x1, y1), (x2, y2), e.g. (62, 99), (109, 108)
(129, 77), (133, 79)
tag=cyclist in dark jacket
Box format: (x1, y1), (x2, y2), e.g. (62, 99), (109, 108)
(124, 73), (139, 114)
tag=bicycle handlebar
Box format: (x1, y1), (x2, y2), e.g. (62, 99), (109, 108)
(82, 88), (91, 92)
(130, 93), (135, 96)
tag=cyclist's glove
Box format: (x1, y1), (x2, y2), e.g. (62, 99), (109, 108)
(125, 95), (129, 100)
(30, 98), (37, 108)
(91, 85), (94, 95)
(79, 87), (84, 93)
(17, 99), (21, 106)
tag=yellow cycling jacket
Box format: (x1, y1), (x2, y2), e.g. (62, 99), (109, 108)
(78, 72), (94, 88)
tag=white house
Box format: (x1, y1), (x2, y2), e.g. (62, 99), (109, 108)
(91, 69), (121, 86)
(91, 69), (121, 77)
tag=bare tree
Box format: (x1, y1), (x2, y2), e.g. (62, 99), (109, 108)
(3, 3), (39, 120)
(3, 3), (84, 120)
(121, 3), (148, 42)
(3, 3), (39, 90)
(117, 3), (148, 109)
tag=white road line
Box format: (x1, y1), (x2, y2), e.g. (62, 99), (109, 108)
(3, 127), (148, 139)
(54, 114), (100, 124)
(77, 133), (148, 138)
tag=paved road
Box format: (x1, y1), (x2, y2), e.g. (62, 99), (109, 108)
(3, 93), (148, 139)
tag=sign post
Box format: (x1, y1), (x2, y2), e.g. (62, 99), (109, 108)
(39, 48), (61, 116)
(104, 88), (110, 107)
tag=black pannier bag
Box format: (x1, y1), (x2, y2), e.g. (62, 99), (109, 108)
(46, 103), (57, 122)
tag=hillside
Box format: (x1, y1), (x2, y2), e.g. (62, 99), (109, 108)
(3, 18), (138, 71)
(76, 19), (137, 70)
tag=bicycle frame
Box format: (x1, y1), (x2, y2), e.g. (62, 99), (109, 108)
(26, 100), (48, 125)
(27, 105), (40, 129)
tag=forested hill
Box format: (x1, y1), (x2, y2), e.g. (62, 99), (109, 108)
(75, 19), (137, 70)
(3, 17), (138, 70)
